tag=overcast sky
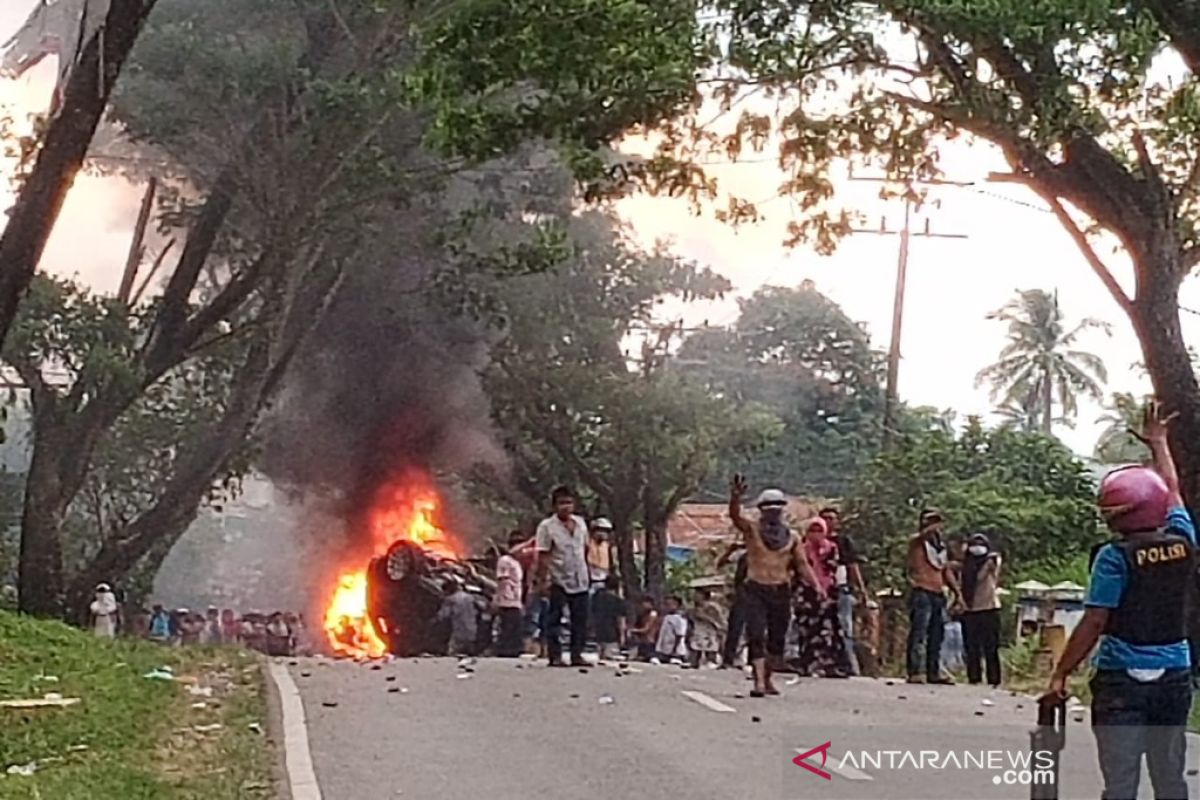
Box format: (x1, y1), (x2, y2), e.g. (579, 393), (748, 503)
(3, 1), (1197, 456)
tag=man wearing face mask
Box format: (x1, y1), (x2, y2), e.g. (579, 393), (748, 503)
(959, 533), (1003, 687)
(905, 509), (960, 685)
(728, 474), (824, 697)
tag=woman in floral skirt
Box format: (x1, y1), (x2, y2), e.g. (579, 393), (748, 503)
(791, 517), (849, 678)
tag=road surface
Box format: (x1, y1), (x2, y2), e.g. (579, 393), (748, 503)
(280, 656), (1197, 799)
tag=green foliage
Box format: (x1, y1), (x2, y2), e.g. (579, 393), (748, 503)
(1094, 392), (1151, 465)
(843, 418), (1100, 589)
(473, 210), (780, 593)
(976, 289), (1109, 433)
(413, 0), (706, 179)
(678, 281), (885, 496)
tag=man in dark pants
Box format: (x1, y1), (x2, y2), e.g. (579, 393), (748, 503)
(535, 486), (591, 667)
(905, 509), (959, 685)
(1045, 401), (1195, 800)
(717, 540), (748, 668)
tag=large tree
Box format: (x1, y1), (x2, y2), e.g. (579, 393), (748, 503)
(0, 0), (157, 351)
(677, 281), (885, 496)
(687, 0), (1200, 504)
(4, 0), (709, 617)
(975, 289), (1109, 434)
(477, 210), (779, 602)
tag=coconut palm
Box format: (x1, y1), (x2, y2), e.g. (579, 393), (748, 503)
(976, 289), (1110, 434)
(1094, 392), (1151, 464)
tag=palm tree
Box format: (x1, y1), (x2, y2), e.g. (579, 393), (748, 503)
(976, 289), (1110, 434)
(1094, 392), (1151, 464)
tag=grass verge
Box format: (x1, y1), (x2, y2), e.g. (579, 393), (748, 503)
(0, 610), (273, 799)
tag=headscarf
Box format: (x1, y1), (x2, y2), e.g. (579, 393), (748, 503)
(758, 505), (792, 551)
(960, 533), (991, 608)
(804, 517), (836, 592)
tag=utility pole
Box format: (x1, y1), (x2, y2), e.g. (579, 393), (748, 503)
(849, 175), (969, 447)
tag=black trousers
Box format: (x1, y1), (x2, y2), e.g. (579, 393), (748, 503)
(545, 585), (589, 662)
(961, 609), (1001, 686)
(495, 607), (524, 657)
(722, 589), (748, 666)
(1091, 668), (1192, 800)
(742, 580), (791, 661)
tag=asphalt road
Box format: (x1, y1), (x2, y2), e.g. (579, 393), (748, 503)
(286, 657), (1198, 800)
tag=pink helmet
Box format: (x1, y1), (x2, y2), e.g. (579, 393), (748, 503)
(1097, 466), (1170, 533)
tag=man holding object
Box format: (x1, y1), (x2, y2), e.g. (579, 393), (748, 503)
(1044, 400), (1196, 799)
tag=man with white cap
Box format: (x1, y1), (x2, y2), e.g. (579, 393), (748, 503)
(728, 475), (824, 697)
(587, 517), (614, 592)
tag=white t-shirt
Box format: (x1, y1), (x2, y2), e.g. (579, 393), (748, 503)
(655, 612), (688, 658)
(536, 514), (591, 594)
(495, 554), (524, 609)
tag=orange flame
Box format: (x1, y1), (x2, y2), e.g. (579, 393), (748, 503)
(322, 470), (461, 659)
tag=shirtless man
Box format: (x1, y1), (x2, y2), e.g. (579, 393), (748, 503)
(729, 474), (825, 697)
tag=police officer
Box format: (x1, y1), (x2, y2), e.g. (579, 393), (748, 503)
(1045, 401), (1195, 799)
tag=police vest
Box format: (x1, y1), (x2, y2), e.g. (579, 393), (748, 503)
(1105, 532), (1195, 646)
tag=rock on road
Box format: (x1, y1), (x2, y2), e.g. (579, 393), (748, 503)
(282, 656), (1195, 799)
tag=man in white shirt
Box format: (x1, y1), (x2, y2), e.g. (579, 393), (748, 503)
(494, 532), (526, 657)
(535, 485), (591, 666)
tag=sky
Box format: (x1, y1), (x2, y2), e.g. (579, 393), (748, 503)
(2, 1), (1198, 457)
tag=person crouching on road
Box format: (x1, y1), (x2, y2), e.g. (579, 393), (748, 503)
(1044, 400), (1195, 800)
(655, 594), (689, 663)
(436, 580), (483, 657)
(728, 474), (825, 697)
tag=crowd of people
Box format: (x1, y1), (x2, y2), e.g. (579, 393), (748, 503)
(87, 590), (313, 657)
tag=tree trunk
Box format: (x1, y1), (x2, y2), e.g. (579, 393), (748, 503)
(17, 436), (70, 616)
(65, 336), (274, 619)
(1128, 254), (1200, 507)
(0, 0), (156, 351)
(611, 512), (641, 603)
(1041, 370), (1053, 435)
(643, 520), (666, 605)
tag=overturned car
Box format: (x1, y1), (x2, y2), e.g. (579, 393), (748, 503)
(364, 540), (496, 656)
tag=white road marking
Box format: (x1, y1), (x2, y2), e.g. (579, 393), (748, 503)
(680, 690), (737, 713)
(795, 749), (874, 782)
(268, 661), (324, 800)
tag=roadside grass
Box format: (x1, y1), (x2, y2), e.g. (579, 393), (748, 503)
(0, 611), (273, 799)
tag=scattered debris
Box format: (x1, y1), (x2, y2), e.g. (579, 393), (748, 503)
(400, 688), (409, 694)
(598, 695), (615, 705)
(973, 711), (985, 717)
(193, 724), (224, 733)
(66, 745), (89, 753)
(142, 669), (176, 681)
(289, 661), (299, 667)
(733, 693), (746, 699)
(852, 709), (860, 715)
(191, 702), (208, 710)
(386, 676), (397, 683)
(388, 688), (401, 694)
(578, 668), (589, 675)
(1188, 768), (1198, 777)
(455, 673), (473, 680)
(750, 716), (761, 723)
(980, 699), (995, 707)
(322, 701), (338, 708)
(300, 671), (312, 678)
(569, 693), (580, 699)
(34, 675), (59, 683)
(512, 693), (521, 698)
(785, 677), (801, 686)
(5, 762), (38, 777)
(897, 695), (908, 701)
(885, 680), (895, 686)
(1016, 704), (1025, 710)
(248, 723), (264, 736)
(0, 696), (81, 709)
